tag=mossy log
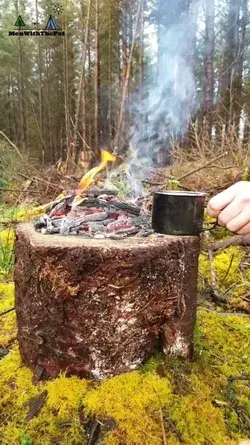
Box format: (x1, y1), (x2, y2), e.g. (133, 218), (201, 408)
(14, 223), (200, 380)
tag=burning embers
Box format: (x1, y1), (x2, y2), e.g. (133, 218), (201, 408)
(34, 150), (154, 239)
(34, 191), (153, 239)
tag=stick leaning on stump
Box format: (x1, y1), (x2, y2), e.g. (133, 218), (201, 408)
(14, 223), (200, 380)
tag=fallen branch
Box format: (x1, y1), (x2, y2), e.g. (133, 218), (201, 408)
(229, 375), (250, 383)
(177, 151), (228, 181)
(0, 131), (23, 159)
(211, 235), (250, 252)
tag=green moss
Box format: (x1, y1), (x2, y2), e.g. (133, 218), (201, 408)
(0, 229), (15, 249)
(0, 285), (249, 444)
(84, 370), (230, 445)
(0, 350), (88, 445)
(0, 282), (16, 346)
(0, 228), (15, 277)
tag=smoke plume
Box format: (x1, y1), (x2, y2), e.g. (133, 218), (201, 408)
(127, 10), (197, 195)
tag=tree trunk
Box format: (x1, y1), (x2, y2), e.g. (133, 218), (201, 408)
(189, 0), (198, 71)
(108, 1), (112, 142)
(15, 1), (26, 152)
(94, 0), (101, 154)
(139, 0), (144, 102)
(184, 0), (198, 149)
(72, 0), (91, 164)
(35, 0), (43, 150)
(114, 0), (143, 152)
(243, 108), (250, 146)
(121, 0), (128, 90)
(233, 0), (249, 137)
(203, 0), (215, 139)
(63, 6), (70, 168)
(219, 0), (241, 134)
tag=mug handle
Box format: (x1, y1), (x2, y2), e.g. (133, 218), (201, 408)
(202, 218), (218, 232)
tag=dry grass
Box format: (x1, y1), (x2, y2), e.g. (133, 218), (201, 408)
(156, 125), (250, 196)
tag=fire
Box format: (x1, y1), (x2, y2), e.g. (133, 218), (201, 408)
(72, 150), (116, 206)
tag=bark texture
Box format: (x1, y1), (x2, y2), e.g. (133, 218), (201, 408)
(15, 223), (200, 380)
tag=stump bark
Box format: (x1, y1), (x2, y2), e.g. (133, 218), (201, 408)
(15, 223), (200, 380)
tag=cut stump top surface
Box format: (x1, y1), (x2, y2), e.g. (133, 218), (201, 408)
(17, 223), (199, 250)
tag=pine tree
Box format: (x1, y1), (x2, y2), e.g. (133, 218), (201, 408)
(14, 15), (25, 29)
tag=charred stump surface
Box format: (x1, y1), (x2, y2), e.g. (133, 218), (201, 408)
(15, 223), (200, 380)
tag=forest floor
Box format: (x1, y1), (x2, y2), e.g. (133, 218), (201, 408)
(0, 149), (250, 445)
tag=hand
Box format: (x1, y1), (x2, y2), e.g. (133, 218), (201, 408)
(207, 181), (250, 235)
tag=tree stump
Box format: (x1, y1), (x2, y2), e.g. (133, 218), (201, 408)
(15, 223), (200, 380)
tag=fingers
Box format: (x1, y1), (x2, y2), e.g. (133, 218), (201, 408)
(207, 182), (250, 233)
(207, 183), (239, 217)
(217, 200), (242, 227)
(226, 206), (250, 233)
(237, 222), (250, 235)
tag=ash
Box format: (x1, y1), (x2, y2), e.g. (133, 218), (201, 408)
(34, 189), (154, 239)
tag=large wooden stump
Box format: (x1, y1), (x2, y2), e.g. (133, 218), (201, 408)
(15, 223), (200, 380)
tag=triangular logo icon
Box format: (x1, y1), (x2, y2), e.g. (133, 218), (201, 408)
(45, 15), (57, 30)
(14, 15), (26, 29)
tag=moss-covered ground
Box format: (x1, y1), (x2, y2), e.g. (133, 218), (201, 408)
(0, 211), (250, 445)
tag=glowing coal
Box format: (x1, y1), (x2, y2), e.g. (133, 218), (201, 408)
(34, 190), (154, 239)
(34, 150), (155, 239)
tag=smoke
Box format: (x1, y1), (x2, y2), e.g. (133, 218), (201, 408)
(127, 11), (197, 196)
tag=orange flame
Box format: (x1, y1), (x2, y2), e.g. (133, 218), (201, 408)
(72, 150), (116, 206)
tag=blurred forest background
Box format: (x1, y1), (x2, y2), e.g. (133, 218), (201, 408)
(0, 0), (250, 174)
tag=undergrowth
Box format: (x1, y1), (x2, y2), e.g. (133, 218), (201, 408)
(198, 222), (250, 313)
(0, 204), (44, 277)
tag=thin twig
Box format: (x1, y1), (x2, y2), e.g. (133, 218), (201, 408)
(177, 152), (228, 181)
(0, 307), (15, 317)
(220, 254), (235, 287)
(33, 176), (60, 188)
(208, 249), (216, 288)
(0, 188), (41, 193)
(208, 164), (234, 170)
(208, 249), (228, 304)
(0, 221), (20, 226)
(159, 408), (168, 445)
(0, 131), (23, 158)
(164, 417), (184, 443)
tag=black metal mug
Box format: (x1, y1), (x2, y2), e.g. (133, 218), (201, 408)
(152, 191), (217, 236)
